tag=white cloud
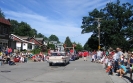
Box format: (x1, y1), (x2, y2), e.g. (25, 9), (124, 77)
(3, 0), (119, 46)
(4, 10), (90, 45)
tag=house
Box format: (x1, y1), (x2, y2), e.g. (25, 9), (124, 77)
(9, 34), (47, 52)
(0, 18), (11, 50)
(10, 34), (35, 51)
(28, 37), (47, 52)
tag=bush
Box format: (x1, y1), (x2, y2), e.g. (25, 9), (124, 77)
(31, 48), (41, 54)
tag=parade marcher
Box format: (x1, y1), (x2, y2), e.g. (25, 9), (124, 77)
(83, 51), (88, 61)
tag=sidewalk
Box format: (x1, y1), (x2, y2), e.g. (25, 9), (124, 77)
(109, 74), (131, 83)
(100, 64), (131, 83)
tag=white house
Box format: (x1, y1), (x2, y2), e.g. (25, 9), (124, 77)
(10, 34), (35, 51)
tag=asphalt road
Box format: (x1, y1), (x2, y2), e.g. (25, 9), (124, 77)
(0, 58), (126, 83)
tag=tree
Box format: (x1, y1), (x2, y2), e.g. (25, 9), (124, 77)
(64, 36), (72, 47)
(14, 21), (33, 36)
(0, 8), (5, 18)
(74, 43), (83, 51)
(10, 19), (19, 34)
(31, 29), (37, 37)
(81, 0), (133, 50)
(84, 35), (98, 50)
(36, 33), (44, 38)
(49, 34), (60, 43)
(47, 43), (55, 50)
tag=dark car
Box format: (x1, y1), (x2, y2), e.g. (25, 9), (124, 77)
(69, 51), (79, 61)
(74, 53), (79, 60)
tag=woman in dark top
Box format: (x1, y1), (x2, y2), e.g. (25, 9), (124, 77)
(128, 53), (133, 80)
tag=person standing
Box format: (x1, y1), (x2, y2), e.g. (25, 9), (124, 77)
(83, 51), (88, 61)
(116, 48), (123, 62)
(97, 49), (102, 63)
(128, 53), (133, 81)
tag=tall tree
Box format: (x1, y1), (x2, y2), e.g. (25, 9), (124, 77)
(64, 36), (72, 47)
(0, 8), (5, 18)
(81, 0), (133, 50)
(13, 21), (33, 36)
(10, 19), (19, 34)
(31, 29), (37, 37)
(49, 34), (60, 43)
(84, 35), (98, 50)
(36, 33), (44, 38)
(74, 43), (83, 51)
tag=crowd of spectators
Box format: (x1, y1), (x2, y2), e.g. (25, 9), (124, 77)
(90, 47), (133, 81)
(0, 46), (33, 66)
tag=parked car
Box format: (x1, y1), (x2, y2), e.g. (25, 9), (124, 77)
(74, 53), (79, 60)
(69, 54), (76, 61)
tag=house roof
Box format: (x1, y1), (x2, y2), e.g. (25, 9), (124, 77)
(10, 34), (34, 44)
(0, 18), (11, 25)
(35, 38), (44, 40)
(30, 37), (44, 46)
(17, 36), (29, 40)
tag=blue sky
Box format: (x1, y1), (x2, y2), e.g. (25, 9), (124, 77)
(0, 0), (132, 46)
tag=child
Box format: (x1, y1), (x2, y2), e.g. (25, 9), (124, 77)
(116, 62), (127, 77)
(106, 57), (112, 74)
(106, 55), (114, 75)
(104, 56), (109, 69)
(91, 54), (95, 62)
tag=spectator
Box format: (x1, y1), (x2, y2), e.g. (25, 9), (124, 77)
(128, 52), (133, 81)
(97, 49), (102, 63)
(106, 55), (113, 75)
(116, 48), (123, 62)
(6, 55), (10, 64)
(0, 51), (3, 66)
(9, 57), (16, 65)
(113, 50), (119, 73)
(116, 62), (127, 78)
(20, 55), (24, 63)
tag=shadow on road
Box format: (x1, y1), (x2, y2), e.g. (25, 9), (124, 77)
(123, 76), (133, 83)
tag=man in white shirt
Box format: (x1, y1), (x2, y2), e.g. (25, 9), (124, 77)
(97, 50), (102, 63)
(116, 48), (123, 61)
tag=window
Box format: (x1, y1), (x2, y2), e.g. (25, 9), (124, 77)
(0, 25), (3, 35)
(0, 25), (1, 34)
(1, 25), (4, 34)
(28, 44), (32, 49)
(3, 27), (8, 35)
(3, 43), (7, 47)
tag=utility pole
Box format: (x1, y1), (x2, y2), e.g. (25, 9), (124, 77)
(95, 18), (102, 50)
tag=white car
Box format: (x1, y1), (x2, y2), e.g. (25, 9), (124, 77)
(48, 51), (70, 66)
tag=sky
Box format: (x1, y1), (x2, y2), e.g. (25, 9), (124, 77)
(0, 0), (132, 46)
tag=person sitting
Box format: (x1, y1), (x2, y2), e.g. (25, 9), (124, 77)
(6, 55), (10, 64)
(116, 62), (127, 78)
(9, 57), (16, 65)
